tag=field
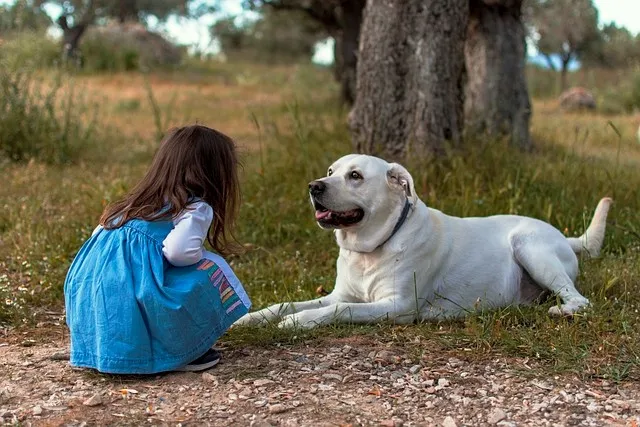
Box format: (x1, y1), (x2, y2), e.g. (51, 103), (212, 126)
(1, 62), (640, 425)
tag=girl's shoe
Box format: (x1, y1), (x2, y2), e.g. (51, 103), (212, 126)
(176, 348), (221, 372)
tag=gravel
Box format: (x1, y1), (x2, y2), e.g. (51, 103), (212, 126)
(1, 326), (639, 426)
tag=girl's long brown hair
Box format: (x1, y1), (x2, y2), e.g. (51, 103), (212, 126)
(100, 125), (241, 256)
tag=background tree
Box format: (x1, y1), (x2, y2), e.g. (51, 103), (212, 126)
(0, 0), (50, 33)
(465, 0), (531, 149)
(349, 0), (468, 158)
(212, 9), (326, 64)
(580, 23), (640, 69)
(100, 0), (189, 24)
(35, 0), (194, 59)
(246, 0), (365, 104)
(526, 0), (599, 90)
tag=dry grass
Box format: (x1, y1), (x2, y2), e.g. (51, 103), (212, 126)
(532, 99), (640, 166)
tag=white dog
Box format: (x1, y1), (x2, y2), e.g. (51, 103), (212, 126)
(236, 154), (612, 329)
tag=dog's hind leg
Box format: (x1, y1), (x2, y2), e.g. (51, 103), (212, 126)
(233, 292), (345, 326)
(512, 237), (589, 316)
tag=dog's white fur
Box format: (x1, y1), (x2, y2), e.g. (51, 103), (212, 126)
(236, 154), (612, 329)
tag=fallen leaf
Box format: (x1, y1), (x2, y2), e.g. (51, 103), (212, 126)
(367, 385), (382, 397)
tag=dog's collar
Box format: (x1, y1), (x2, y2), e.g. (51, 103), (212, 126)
(378, 198), (412, 249)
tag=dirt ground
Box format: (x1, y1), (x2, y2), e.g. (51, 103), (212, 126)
(1, 323), (639, 427)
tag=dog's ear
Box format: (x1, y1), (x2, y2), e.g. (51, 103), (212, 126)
(387, 163), (417, 205)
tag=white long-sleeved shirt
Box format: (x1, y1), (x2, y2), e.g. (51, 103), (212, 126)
(91, 201), (213, 267)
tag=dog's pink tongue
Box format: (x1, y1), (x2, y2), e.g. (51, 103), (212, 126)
(315, 210), (331, 220)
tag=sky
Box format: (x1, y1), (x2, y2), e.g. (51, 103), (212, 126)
(3, 0), (640, 65)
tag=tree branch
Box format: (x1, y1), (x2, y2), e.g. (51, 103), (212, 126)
(257, 0), (341, 32)
(542, 53), (557, 71)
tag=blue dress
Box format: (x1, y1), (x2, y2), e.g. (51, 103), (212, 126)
(64, 218), (251, 374)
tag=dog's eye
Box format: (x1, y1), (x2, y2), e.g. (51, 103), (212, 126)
(327, 168), (333, 176)
(350, 171), (363, 180)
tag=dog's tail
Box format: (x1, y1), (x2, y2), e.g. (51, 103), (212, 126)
(567, 197), (613, 258)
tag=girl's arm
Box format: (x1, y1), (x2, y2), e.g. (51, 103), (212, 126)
(91, 225), (102, 236)
(162, 201), (213, 267)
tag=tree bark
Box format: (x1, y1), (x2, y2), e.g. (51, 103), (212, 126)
(542, 53), (556, 71)
(560, 52), (572, 91)
(332, 0), (364, 105)
(115, 0), (140, 23)
(56, 16), (89, 62)
(464, 0), (531, 150)
(350, 0), (469, 159)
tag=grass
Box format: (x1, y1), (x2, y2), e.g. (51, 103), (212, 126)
(0, 60), (639, 381)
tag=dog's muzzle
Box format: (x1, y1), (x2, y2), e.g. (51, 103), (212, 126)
(308, 180), (364, 228)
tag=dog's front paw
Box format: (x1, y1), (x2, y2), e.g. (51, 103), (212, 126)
(232, 311), (275, 327)
(278, 312), (320, 329)
(548, 298), (591, 317)
(231, 313), (260, 327)
(232, 304), (291, 327)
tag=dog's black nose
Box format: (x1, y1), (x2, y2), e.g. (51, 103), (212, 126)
(309, 180), (326, 196)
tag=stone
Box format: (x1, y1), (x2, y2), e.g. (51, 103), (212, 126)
(488, 408), (506, 424)
(83, 393), (103, 407)
(442, 416), (457, 427)
(268, 404), (288, 414)
(558, 87), (596, 111)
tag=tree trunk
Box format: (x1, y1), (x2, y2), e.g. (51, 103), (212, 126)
(56, 16), (89, 63)
(333, 0), (365, 105)
(349, 0), (469, 159)
(560, 53), (571, 91)
(542, 53), (556, 71)
(116, 0), (139, 23)
(464, 0), (531, 150)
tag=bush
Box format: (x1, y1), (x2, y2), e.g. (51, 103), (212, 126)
(526, 65), (560, 99)
(0, 31), (60, 69)
(597, 71), (640, 115)
(79, 23), (182, 72)
(0, 65), (98, 164)
(80, 34), (141, 72)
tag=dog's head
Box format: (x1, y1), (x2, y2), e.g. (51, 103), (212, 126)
(308, 154), (418, 251)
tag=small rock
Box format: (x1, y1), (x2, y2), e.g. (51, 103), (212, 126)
(83, 393), (103, 407)
(375, 350), (394, 361)
(437, 378), (450, 387)
(488, 408), (506, 424)
(254, 379), (275, 387)
(268, 404), (288, 414)
(447, 357), (463, 367)
(202, 372), (218, 384)
(322, 373), (343, 382)
(32, 405), (43, 416)
(442, 416), (457, 427)
(409, 365), (421, 374)
(586, 403), (601, 412)
(496, 422), (517, 427)
(282, 418), (300, 427)
(379, 419), (403, 427)
(558, 87), (596, 111)
(315, 361), (333, 371)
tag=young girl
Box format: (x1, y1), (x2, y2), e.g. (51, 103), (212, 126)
(64, 125), (251, 374)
